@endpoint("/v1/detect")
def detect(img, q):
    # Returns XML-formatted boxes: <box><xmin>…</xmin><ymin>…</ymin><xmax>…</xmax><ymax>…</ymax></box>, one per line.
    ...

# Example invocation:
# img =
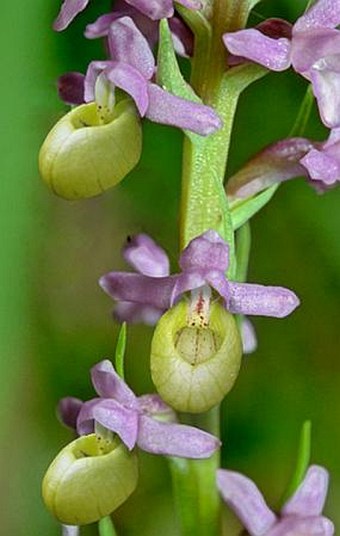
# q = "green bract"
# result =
<box><xmin>151</xmin><ymin>300</ymin><xmax>242</xmax><ymax>413</ymax></box>
<box><xmin>39</xmin><ymin>100</ymin><xmax>142</xmax><ymax>200</ymax></box>
<box><xmin>42</xmin><ymin>434</ymin><xmax>138</xmax><ymax>525</ymax></box>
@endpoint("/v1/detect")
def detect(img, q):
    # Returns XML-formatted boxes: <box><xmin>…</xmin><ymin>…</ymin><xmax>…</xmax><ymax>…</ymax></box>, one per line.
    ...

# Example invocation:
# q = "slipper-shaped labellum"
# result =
<box><xmin>151</xmin><ymin>301</ymin><xmax>242</xmax><ymax>413</ymax></box>
<box><xmin>39</xmin><ymin>99</ymin><xmax>142</xmax><ymax>200</ymax></box>
<box><xmin>42</xmin><ymin>434</ymin><xmax>138</xmax><ymax>525</ymax></box>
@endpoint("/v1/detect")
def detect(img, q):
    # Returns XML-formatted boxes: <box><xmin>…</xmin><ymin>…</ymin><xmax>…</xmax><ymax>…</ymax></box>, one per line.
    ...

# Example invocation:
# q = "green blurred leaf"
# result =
<box><xmin>281</xmin><ymin>420</ymin><xmax>312</xmax><ymax>506</ymax></box>
<box><xmin>115</xmin><ymin>322</ymin><xmax>127</xmax><ymax>380</ymax></box>
<box><xmin>230</xmin><ymin>184</ymin><xmax>279</xmax><ymax>230</ymax></box>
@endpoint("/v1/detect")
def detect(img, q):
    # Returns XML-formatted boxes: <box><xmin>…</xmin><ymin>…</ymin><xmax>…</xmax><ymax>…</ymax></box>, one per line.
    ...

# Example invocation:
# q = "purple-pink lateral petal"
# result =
<box><xmin>217</xmin><ymin>470</ymin><xmax>277</xmax><ymax>536</ymax></box>
<box><xmin>294</xmin><ymin>0</ymin><xmax>340</xmax><ymax>32</ymax></box>
<box><xmin>108</xmin><ymin>17</ymin><xmax>155</xmax><ymax>80</ymax></box>
<box><xmin>99</xmin><ymin>272</ymin><xmax>177</xmax><ymax>310</ymax></box>
<box><xmin>53</xmin><ymin>0</ymin><xmax>90</xmax><ymax>31</ymax></box>
<box><xmin>223</xmin><ymin>29</ymin><xmax>291</xmax><ymax>71</ymax></box>
<box><xmin>76</xmin><ymin>398</ymin><xmax>101</xmax><ymax>435</ymax></box>
<box><xmin>227</xmin><ymin>282</ymin><xmax>300</xmax><ymax>318</ymax></box>
<box><xmin>146</xmin><ymin>84</ymin><xmax>222</xmax><ymax>135</ymax></box>
<box><xmin>90</xmin><ymin>360</ymin><xmax>136</xmax><ymax>407</ymax></box>
<box><xmin>267</xmin><ymin>516</ymin><xmax>334</xmax><ymax>536</ymax></box>
<box><xmin>309</xmin><ymin>54</ymin><xmax>340</xmax><ymax>128</ymax></box>
<box><xmin>92</xmin><ymin>399</ymin><xmax>139</xmax><ymax>450</ymax></box>
<box><xmin>282</xmin><ymin>465</ymin><xmax>329</xmax><ymax>518</ymax></box>
<box><xmin>301</xmin><ymin>147</ymin><xmax>340</xmax><ymax>185</ymax></box>
<box><xmin>137</xmin><ymin>394</ymin><xmax>176</xmax><ymax>421</ymax></box>
<box><xmin>114</xmin><ymin>301</ymin><xmax>164</xmax><ymax>325</ymax></box>
<box><xmin>125</xmin><ymin>0</ymin><xmax>174</xmax><ymax>20</ymax></box>
<box><xmin>106</xmin><ymin>62</ymin><xmax>149</xmax><ymax>116</ymax></box>
<box><xmin>123</xmin><ymin>234</ymin><xmax>170</xmax><ymax>276</ymax></box>
<box><xmin>137</xmin><ymin>415</ymin><xmax>220</xmax><ymax>458</ymax></box>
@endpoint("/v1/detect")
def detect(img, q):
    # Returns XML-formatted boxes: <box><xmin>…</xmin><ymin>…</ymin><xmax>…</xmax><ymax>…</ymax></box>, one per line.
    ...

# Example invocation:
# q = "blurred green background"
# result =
<box><xmin>2</xmin><ymin>0</ymin><xmax>340</xmax><ymax>534</ymax></box>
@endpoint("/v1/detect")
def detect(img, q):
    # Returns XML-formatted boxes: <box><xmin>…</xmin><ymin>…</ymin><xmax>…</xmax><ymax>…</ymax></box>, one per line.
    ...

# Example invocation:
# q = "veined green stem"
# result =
<box><xmin>177</xmin><ymin>2</ymin><xmax>264</xmax><ymax>535</ymax></box>
<box><xmin>169</xmin><ymin>408</ymin><xmax>221</xmax><ymax>536</ymax></box>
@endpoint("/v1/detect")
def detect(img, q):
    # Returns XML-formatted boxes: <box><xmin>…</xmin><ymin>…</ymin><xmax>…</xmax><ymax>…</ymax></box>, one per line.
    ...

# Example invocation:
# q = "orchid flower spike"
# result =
<box><xmin>54</xmin><ymin>0</ymin><xmax>200</xmax><ymax>31</ymax></box>
<box><xmin>223</xmin><ymin>0</ymin><xmax>340</xmax><ymax>128</ymax></box>
<box><xmin>100</xmin><ymin>230</ymin><xmax>299</xmax><ymax>321</ymax></box>
<box><xmin>80</xmin><ymin>16</ymin><xmax>221</xmax><ymax>136</ymax></box>
<box><xmin>217</xmin><ymin>466</ymin><xmax>334</xmax><ymax>535</ymax></box>
<box><xmin>59</xmin><ymin>359</ymin><xmax>221</xmax><ymax>459</ymax></box>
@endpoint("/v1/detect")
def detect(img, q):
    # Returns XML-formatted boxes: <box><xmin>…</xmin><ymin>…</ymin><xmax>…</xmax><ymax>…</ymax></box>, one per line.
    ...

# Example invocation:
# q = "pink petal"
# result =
<box><xmin>114</xmin><ymin>301</ymin><xmax>164</xmax><ymax>325</ymax></box>
<box><xmin>53</xmin><ymin>0</ymin><xmax>90</xmax><ymax>31</ymax></box>
<box><xmin>282</xmin><ymin>465</ymin><xmax>330</xmax><ymax>517</ymax></box>
<box><xmin>108</xmin><ymin>17</ymin><xmax>155</xmax><ymax>80</ymax></box>
<box><xmin>300</xmin><ymin>147</ymin><xmax>340</xmax><ymax>185</ymax></box>
<box><xmin>92</xmin><ymin>399</ymin><xmax>139</xmax><ymax>450</ymax></box>
<box><xmin>291</xmin><ymin>29</ymin><xmax>340</xmax><ymax>74</ymax></box>
<box><xmin>137</xmin><ymin>415</ymin><xmax>220</xmax><ymax>458</ymax></box>
<box><xmin>294</xmin><ymin>0</ymin><xmax>340</xmax><ymax>32</ymax></box>
<box><xmin>91</xmin><ymin>360</ymin><xmax>136</xmax><ymax>407</ymax></box>
<box><xmin>99</xmin><ymin>272</ymin><xmax>178</xmax><ymax>310</ymax></box>
<box><xmin>223</xmin><ymin>29</ymin><xmax>291</xmax><ymax>72</ymax></box>
<box><xmin>106</xmin><ymin>62</ymin><xmax>149</xmax><ymax>115</ymax></box>
<box><xmin>217</xmin><ymin>470</ymin><xmax>277</xmax><ymax>536</ymax></box>
<box><xmin>123</xmin><ymin>234</ymin><xmax>170</xmax><ymax>276</ymax></box>
<box><xmin>310</xmin><ymin>53</ymin><xmax>340</xmax><ymax>128</ymax></box>
<box><xmin>227</xmin><ymin>282</ymin><xmax>300</xmax><ymax>318</ymax></box>
<box><xmin>146</xmin><ymin>84</ymin><xmax>222</xmax><ymax>135</ymax></box>
<box><xmin>125</xmin><ymin>0</ymin><xmax>173</xmax><ymax>20</ymax></box>
<box><xmin>267</xmin><ymin>516</ymin><xmax>334</xmax><ymax>536</ymax></box>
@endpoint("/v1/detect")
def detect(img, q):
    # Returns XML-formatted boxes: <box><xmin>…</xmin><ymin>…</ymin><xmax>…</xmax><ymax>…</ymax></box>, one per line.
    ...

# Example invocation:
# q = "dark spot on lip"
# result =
<box><xmin>126</xmin><ymin>235</ymin><xmax>132</xmax><ymax>243</ymax></box>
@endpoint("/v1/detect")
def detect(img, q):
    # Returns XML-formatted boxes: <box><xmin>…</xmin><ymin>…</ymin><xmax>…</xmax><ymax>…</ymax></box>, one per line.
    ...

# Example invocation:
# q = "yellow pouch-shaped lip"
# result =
<box><xmin>39</xmin><ymin>100</ymin><xmax>142</xmax><ymax>200</ymax></box>
<box><xmin>42</xmin><ymin>434</ymin><xmax>138</xmax><ymax>525</ymax></box>
<box><xmin>151</xmin><ymin>301</ymin><xmax>242</xmax><ymax>413</ymax></box>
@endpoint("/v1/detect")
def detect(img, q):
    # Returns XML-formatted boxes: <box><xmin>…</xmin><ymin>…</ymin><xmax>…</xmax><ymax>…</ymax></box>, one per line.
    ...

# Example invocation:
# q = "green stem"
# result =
<box><xmin>289</xmin><ymin>85</ymin><xmax>314</xmax><ymax>137</ymax></box>
<box><xmin>176</xmin><ymin>2</ymin><xmax>266</xmax><ymax>535</ymax></box>
<box><xmin>98</xmin><ymin>516</ymin><xmax>118</xmax><ymax>536</ymax></box>
<box><xmin>169</xmin><ymin>408</ymin><xmax>221</xmax><ymax>536</ymax></box>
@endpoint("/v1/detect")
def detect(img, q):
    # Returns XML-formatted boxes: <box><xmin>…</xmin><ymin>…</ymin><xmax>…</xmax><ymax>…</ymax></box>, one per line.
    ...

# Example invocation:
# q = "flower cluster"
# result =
<box><xmin>54</xmin><ymin>1</ymin><xmax>221</xmax><ymax>136</ymax></box>
<box><xmin>59</xmin><ymin>359</ymin><xmax>220</xmax><ymax>459</ymax></box>
<box><xmin>100</xmin><ymin>230</ymin><xmax>299</xmax><ymax>322</ymax></box>
<box><xmin>224</xmin><ymin>0</ymin><xmax>340</xmax><ymax>192</ymax></box>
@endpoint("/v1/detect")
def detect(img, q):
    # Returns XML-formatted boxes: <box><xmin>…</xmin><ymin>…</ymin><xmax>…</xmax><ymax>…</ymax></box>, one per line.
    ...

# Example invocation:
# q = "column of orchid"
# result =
<box><xmin>40</xmin><ymin>1</ymin><xmax>336</xmax><ymax>535</ymax></box>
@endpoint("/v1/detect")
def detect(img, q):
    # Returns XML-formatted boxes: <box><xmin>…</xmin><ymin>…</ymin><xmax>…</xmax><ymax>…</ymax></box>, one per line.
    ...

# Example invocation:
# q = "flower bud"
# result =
<box><xmin>39</xmin><ymin>99</ymin><xmax>142</xmax><ymax>200</ymax></box>
<box><xmin>151</xmin><ymin>301</ymin><xmax>242</xmax><ymax>413</ymax></box>
<box><xmin>42</xmin><ymin>434</ymin><xmax>138</xmax><ymax>525</ymax></box>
